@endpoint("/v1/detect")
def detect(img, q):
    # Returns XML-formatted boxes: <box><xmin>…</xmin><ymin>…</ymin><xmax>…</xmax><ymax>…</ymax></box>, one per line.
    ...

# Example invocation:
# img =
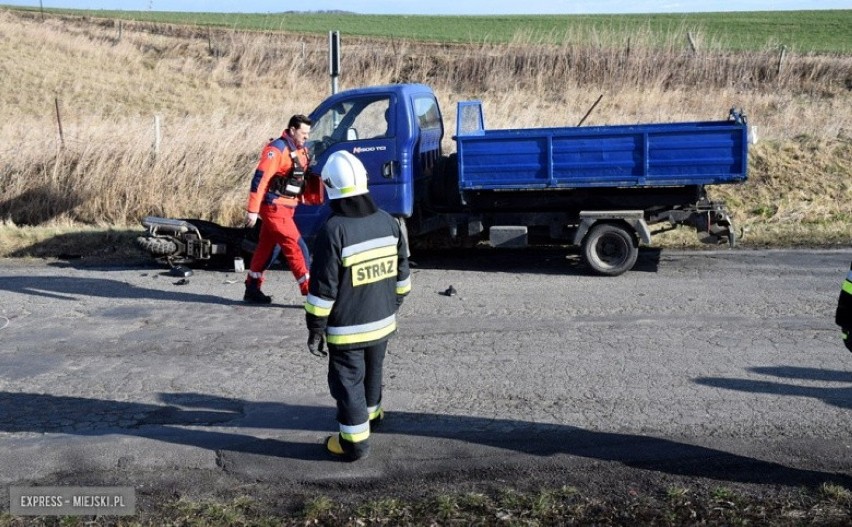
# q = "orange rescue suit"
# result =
<box><xmin>247</xmin><ymin>133</ymin><xmax>311</xmax><ymax>212</ymax></box>
<box><xmin>245</xmin><ymin>132</ymin><xmax>313</xmax><ymax>293</ymax></box>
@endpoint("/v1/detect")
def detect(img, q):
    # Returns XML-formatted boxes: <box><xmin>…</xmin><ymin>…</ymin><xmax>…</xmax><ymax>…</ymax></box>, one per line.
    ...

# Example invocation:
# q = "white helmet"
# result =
<box><xmin>321</xmin><ymin>151</ymin><xmax>369</xmax><ymax>200</ymax></box>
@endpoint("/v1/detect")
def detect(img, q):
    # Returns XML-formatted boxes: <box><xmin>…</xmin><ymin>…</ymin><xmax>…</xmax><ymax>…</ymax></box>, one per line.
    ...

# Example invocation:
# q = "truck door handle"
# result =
<box><xmin>382</xmin><ymin>161</ymin><xmax>398</xmax><ymax>179</ymax></box>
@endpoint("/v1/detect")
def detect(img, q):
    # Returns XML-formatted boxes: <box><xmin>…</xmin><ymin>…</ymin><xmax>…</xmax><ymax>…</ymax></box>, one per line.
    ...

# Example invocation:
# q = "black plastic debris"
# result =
<box><xmin>169</xmin><ymin>266</ymin><xmax>193</xmax><ymax>278</ymax></box>
<box><xmin>441</xmin><ymin>285</ymin><xmax>457</xmax><ymax>297</ymax></box>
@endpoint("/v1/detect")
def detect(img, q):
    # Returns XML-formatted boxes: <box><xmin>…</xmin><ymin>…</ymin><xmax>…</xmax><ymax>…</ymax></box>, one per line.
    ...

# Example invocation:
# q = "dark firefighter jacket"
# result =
<box><xmin>305</xmin><ymin>195</ymin><xmax>411</xmax><ymax>350</ymax></box>
<box><xmin>837</xmin><ymin>261</ymin><xmax>852</xmax><ymax>351</ymax></box>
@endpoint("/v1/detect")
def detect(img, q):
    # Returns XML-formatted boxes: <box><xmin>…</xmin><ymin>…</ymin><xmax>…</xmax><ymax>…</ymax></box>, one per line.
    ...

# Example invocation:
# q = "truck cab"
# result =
<box><xmin>296</xmin><ymin>83</ymin><xmax>443</xmax><ymax>240</ymax></box>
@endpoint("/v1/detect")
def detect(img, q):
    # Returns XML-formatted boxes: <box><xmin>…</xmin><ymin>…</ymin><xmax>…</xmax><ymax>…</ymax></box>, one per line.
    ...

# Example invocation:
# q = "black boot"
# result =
<box><xmin>325</xmin><ymin>434</ymin><xmax>370</xmax><ymax>461</ymax></box>
<box><xmin>244</xmin><ymin>279</ymin><xmax>272</xmax><ymax>304</ymax></box>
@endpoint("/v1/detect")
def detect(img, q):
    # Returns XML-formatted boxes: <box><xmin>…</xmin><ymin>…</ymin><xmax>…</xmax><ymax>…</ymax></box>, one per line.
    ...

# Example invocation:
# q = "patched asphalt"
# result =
<box><xmin>1</xmin><ymin>247</ymin><xmax>851</xmax><ymax>512</ymax></box>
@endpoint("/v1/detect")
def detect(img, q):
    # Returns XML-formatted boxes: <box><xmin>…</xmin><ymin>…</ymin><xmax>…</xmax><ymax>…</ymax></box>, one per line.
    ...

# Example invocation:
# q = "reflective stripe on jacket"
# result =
<box><xmin>305</xmin><ymin>208</ymin><xmax>411</xmax><ymax>350</ymax></box>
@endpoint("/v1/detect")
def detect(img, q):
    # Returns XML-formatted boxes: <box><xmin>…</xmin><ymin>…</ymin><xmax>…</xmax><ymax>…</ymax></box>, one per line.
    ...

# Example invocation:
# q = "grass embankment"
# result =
<box><xmin>1</xmin><ymin>482</ymin><xmax>850</xmax><ymax>525</ymax></box>
<box><xmin>0</xmin><ymin>8</ymin><xmax>849</xmax><ymax>260</ymax></box>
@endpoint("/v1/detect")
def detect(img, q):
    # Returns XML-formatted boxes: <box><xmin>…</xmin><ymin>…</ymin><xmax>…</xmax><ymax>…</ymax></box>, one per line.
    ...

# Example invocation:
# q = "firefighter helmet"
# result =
<box><xmin>321</xmin><ymin>151</ymin><xmax>369</xmax><ymax>200</ymax></box>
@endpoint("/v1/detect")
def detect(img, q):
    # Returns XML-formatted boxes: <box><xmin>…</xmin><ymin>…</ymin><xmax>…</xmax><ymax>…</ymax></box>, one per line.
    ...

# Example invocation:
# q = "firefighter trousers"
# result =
<box><xmin>327</xmin><ymin>341</ymin><xmax>387</xmax><ymax>444</ymax></box>
<box><xmin>248</xmin><ymin>203</ymin><xmax>310</xmax><ymax>284</ymax></box>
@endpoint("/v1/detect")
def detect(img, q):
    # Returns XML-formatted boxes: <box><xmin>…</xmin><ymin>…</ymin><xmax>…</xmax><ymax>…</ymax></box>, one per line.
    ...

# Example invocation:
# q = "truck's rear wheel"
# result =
<box><xmin>581</xmin><ymin>223</ymin><xmax>638</xmax><ymax>276</ymax></box>
<box><xmin>136</xmin><ymin>236</ymin><xmax>178</xmax><ymax>257</ymax></box>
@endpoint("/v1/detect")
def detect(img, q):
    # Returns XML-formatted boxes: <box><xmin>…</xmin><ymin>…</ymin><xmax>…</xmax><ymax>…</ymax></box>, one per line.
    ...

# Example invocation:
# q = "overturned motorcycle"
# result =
<box><xmin>135</xmin><ymin>216</ymin><xmax>260</xmax><ymax>268</ymax></box>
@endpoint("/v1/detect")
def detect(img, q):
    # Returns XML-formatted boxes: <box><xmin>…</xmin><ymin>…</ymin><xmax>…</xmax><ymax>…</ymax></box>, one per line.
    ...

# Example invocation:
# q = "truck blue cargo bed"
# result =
<box><xmin>455</xmin><ymin>101</ymin><xmax>749</xmax><ymax>191</ymax></box>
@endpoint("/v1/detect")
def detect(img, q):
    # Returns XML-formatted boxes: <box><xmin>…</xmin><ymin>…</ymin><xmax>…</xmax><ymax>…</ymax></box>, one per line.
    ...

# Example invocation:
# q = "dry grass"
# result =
<box><xmin>3</xmin><ymin>482</ymin><xmax>848</xmax><ymax>526</ymax></box>
<box><xmin>0</xmin><ymin>9</ymin><xmax>849</xmax><ymax>255</ymax></box>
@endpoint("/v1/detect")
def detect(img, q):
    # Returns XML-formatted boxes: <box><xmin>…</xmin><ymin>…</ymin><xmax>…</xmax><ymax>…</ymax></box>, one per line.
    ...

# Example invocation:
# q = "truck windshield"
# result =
<box><xmin>309</xmin><ymin>96</ymin><xmax>391</xmax><ymax>158</ymax></box>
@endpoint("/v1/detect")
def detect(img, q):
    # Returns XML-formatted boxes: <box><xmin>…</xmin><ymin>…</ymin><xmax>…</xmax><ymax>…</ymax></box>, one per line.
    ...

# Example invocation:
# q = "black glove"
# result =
<box><xmin>307</xmin><ymin>330</ymin><xmax>326</xmax><ymax>357</ymax></box>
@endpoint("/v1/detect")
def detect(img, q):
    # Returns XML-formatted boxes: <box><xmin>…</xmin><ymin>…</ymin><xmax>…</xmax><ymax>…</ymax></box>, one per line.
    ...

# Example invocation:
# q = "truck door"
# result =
<box><xmin>411</xmin><ymin>94</ymin><xmax>443</xmax><ymax>214</ymax></box>
<box><xmin>296</xmin><ymin>95</ymin><xmax>400</xmax><ymax>241</ymax></box>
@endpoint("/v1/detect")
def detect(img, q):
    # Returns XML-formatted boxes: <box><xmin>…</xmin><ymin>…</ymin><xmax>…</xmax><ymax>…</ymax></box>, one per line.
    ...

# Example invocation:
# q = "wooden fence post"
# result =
<box><xmin>153</xmin><ymin>115</ymin><xmax>161</xmax><ymax>158</ymax></box>
<box><xmin>54</xmin><ymin>97</ymin><xmax>65</xmax><ymax>149</ymax></box>
<box><xmin>777</xmin><ymin>45</ymin><xmax>787</xmax><ymax>76</ymax></box>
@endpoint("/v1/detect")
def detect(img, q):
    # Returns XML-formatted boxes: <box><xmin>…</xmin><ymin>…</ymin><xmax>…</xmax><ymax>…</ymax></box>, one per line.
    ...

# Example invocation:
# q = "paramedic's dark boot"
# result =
<box><xmin>368</xmin><ymin>407</ymin><xmax>384</xmax><ymax>432</ymax></box>
<box><xmin>325</xmin><ymin>434</ymin><xmax>370</xmax><ymax>461</ymax></box>
<box><xmin>243</xmin><ymin>278</ymin><xmax>272</xmax><ymax>304</ymax></box>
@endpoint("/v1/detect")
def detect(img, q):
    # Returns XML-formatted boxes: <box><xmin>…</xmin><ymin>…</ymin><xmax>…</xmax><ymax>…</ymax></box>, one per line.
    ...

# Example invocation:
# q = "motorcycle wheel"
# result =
<box><xmin>136</xmin><ymin>236</ymin><xmax>178</xmax><ymax>256</ymax></box>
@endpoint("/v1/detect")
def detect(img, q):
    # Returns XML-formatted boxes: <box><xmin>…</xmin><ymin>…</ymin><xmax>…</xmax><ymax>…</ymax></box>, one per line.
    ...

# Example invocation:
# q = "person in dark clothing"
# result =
<box><xmin>837</xmin><ymin>261</ymin><xmax>852</xmax><ymax>352</ymax></box>
<box><xmin>304</xmin><ymin>151</ymin><xmax>411</xmax><ymax>461</ymax></box>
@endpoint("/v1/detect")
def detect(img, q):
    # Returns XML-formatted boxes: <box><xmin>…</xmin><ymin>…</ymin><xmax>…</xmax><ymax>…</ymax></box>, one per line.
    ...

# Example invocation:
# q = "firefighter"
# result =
<box><xmin>304</xmin><ymin>151</ymin><xmax>411</xmax><ymax>461</ymax></box>
<box><xmin>837</xmin><ymin>261</ymin><xmax>852</xmax><ymax>352</ymax></box>
<box><xmin>244</xmin><ymin>114</ymin><xmax>318</xmax><ymax>303</ymax></box>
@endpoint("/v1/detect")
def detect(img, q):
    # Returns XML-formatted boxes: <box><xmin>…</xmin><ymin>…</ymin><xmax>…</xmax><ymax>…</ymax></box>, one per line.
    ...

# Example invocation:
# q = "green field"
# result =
<box><xmin>4</xmin><ymin>6</ymin><xmax>851</xmax><ymax>53</ymax></box>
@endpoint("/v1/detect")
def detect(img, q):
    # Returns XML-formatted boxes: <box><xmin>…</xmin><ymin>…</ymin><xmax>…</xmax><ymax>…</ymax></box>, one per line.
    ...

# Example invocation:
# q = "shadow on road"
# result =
<box><xmin>0</xmin><ymin>275</ymin><xmax>298</xmax><ymax>309</ymax></box>
<box><xmin>0</xmin><ymin>274</ymin><xmax>239</xmax><ymax>306</ymax></box>
<box><xmin>0</xmin><ymin>391</ymin><xmax>848</xmax><ymax>489</ymax></box>
<box><xmin>408</xmin><ymin>246</ymin><xmax>661</xmax><ymax>275</ymax></box>
<box><xmin>694</xmin><ymin>365</ymin><xmax>852</xmax><ymax>410</ymax></box>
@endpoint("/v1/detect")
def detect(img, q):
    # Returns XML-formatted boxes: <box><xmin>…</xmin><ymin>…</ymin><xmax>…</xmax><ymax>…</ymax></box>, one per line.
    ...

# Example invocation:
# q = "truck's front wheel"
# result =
<box><xmin>581</xmin><ymin>223</ymin><xmax>638</xmax><ymax>276</ymax></box>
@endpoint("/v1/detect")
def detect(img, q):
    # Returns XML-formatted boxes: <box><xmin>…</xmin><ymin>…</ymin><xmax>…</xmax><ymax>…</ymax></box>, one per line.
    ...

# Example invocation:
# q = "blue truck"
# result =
<box><xmin>297</xmin><ymin>83</ymin><xmax>749</xmax><ymax>275</ymax></box>
<box><xmin>138</xmin><ymin>83</ymin><xmax>750</xmax><ymax>276</ymax></box>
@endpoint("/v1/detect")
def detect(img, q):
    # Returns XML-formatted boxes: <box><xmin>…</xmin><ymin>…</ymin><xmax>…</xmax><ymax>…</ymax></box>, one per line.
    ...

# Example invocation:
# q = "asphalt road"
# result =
<box><xmin>0</xmin><ymin>247</ymin><xmax>850</xmax><ymax>513</ymax></box>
